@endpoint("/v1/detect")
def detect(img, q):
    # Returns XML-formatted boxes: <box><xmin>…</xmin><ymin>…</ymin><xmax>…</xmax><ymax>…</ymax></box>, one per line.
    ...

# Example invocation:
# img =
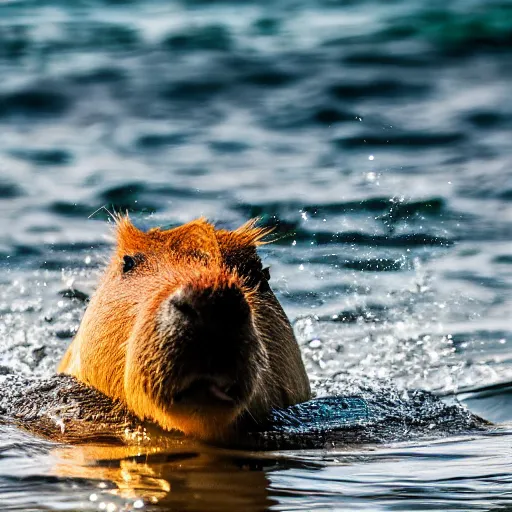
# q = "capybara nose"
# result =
<box><xmin>168</xmin><ymin>283</ymin><xmax>251</xmax><ymax>326</ymax></box>
<box><xmin>164</xmin><ymin>282</ymin><xmax>255</xmax><ymax>384</ymax></box>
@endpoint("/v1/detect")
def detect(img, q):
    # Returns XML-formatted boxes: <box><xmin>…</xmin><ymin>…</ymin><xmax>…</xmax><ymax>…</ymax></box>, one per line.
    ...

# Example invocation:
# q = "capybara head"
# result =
<box><xmin>58</xmin><ymin>216</ymin><xmax>311</xmax><ymax>440</ymax></box>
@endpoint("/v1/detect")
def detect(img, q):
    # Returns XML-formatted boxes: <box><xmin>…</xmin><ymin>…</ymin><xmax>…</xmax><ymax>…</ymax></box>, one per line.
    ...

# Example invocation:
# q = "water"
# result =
<box><xmin>0</xmin><ymin>0</ymin><xmax>511</xmax><ymax>509</ymax></box>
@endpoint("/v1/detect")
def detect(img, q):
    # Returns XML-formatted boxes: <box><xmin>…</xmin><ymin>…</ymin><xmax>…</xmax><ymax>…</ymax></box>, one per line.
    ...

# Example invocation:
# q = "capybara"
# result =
<box><xmin>58</xmin><ymin>215</ymin><xmax>311</xmax><ymax>441</ymax></box>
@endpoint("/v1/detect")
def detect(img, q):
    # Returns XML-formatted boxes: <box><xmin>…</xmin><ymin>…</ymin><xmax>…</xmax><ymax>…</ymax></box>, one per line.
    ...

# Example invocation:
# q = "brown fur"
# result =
<box><xmin>58</xmin><ymin>215</ymin><xmax>311</xmax><ymax>441</ymax></box>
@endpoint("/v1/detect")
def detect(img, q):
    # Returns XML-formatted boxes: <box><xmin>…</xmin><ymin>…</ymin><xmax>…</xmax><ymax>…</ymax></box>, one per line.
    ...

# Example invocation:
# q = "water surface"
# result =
<box><xmin>0</xmin><ymin>0</ymin><xmax>511</xmax><ymax>510</ymax></box>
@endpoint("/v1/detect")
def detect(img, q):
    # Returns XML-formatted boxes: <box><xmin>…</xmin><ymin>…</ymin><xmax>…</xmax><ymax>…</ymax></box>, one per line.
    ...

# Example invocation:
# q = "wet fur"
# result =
<box><xmin>58</xmin><ymin>216</ymin><xmax>311</xmax><ymax>440</ymax></box>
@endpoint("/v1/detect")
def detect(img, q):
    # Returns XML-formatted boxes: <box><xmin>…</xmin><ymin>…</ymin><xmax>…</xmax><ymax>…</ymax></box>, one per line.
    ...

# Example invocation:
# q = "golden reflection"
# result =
<box><xmin>50</xmin><ymin>432</ymin><xmax>275</xmax><ymax>510</ymax></box>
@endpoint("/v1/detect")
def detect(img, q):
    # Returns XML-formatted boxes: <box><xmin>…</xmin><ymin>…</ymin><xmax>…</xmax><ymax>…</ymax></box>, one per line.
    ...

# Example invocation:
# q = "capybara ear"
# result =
<box><xmin>114</xmin><ymin>214</ymin><xmax>146</xmax><ymax>252</ymax></box>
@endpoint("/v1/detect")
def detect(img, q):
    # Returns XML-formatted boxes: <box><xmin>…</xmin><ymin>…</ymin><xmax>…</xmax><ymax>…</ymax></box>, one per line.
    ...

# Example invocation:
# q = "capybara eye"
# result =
<box><xmin>122</xmin><ymin>255</ymin><xmax>136</xmax><ymax>273</ymax></box>
<box><xmin>258</xmin><ymin>267</ymin><xmax>271</xmax><ymax>292</ymax></box>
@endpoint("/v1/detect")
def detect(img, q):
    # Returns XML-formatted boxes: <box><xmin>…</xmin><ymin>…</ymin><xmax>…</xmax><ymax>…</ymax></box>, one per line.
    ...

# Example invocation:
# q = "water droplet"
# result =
<box><xmin>309</xmin><ymin>339</ymin><xmax>322</xmax><ymax>349</ymax></box>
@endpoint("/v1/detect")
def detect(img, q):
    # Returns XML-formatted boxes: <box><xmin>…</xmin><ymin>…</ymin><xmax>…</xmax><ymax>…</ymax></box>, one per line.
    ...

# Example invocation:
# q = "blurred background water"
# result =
<box><xmin>0</xmin><ymin>0</ymin><xmax>511</xmax><ymax>510</ymax></box>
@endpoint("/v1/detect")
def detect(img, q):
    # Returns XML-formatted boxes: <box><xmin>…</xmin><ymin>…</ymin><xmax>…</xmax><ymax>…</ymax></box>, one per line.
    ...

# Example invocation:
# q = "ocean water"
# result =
<box><xmin>0</xmin><ymin>0</ymin><xmax>511</xmax><ymax>510</ymax></box>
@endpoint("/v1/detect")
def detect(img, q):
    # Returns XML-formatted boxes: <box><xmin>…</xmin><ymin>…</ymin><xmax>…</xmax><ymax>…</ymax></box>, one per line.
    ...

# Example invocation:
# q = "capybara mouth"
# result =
<box><xmin>172</xmin><ymin>376</ymin><xmax>240</xmax><ymax>409</ymax></box>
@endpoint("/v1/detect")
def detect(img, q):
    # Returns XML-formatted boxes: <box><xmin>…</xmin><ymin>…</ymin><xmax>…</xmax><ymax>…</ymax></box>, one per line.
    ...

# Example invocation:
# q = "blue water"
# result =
<box><xmin>0</xmin><ymin>0</ymin><xmax>511</xmax><ymax>510</ymax></box>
